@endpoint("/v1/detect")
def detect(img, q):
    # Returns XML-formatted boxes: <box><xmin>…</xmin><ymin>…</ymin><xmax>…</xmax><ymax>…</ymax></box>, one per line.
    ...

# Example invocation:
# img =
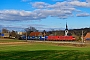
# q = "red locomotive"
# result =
<box><xmin>47</xmin><ymin>36</ymin><xmax>76</xmax><ymax>41</ymax></box>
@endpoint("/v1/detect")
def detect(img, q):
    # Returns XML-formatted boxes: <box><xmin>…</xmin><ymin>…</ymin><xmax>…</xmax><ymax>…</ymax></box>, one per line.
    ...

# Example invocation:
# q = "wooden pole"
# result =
<box><xmin>82</xmin><ymin>30</ymin><xmax>84</xmax><ymax>43</ymax></box>
<box><xmin>44</xmin><ymin>32</ymin><xmax>45</xmax><ymax>41</ymax></box>
<box><xmin>26</xmin><ymin>32</ymin><xmax>27</xmax><ymax>42</ymax></box>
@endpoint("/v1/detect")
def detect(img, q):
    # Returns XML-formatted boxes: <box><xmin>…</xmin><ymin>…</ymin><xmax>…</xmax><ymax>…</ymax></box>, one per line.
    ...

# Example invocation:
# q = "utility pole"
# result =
<box><xmin>81</xmin><ymin>30</ymin><xmax>84</xmax><ymax>43</ymax></box>
<box><xmin>26</xmin><ymin>32</ymin><xmax>27</xmax><ymax>42</ymax></box>
<box><xmin>43</xmin><ymin>30</ymin><xmax>46</xmax><ymax>41</ymax></box>
<box><xmin>44</xmin><ymin>32</ymin><xmax>45</xmax><ymax>41</ymax></box>
<box><xmin>55</xmin><ymin>32</ymin><xmax>56</xmax><ymax>36</ymax></box>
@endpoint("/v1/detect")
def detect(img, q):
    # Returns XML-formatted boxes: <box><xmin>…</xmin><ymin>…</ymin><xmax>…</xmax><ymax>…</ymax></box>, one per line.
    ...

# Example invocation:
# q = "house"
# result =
<box><xmin>84</xmin><ymin>32</ymin><xmax>90</xmax><ymax>40</ymax></box>
<box><xmin>30</xmin><ymin>32</ymin><xmax>43</xmax><ymax>36</ymax></box>
<box><xmin>3</xmin><ymin>33</ymin><xmax>9</xmax><ymax>38</ymax></box>
<box><xmin>18</xmin><ymin>32</ymin><xmax>25</xmax><ymax>35</ymax></box>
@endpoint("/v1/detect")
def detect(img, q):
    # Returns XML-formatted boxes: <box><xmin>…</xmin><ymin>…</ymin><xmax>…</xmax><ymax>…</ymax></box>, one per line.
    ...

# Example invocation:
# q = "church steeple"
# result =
<box><xmin>65</xmin><ymin>22</ymin><xmax>68</xmax><ymax>36</ymax></box>
<box><xmin>65</xmin><ymin>22</ymin><xmax>68</xmax><ymax>30</ymax></box>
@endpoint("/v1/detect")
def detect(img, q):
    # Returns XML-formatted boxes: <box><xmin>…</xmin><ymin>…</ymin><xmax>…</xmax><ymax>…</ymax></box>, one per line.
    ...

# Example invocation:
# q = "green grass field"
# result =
<box><xmin>0</xmin><ymin>39</ymin><xmax>90</xmax><ymax>60</ymax></box>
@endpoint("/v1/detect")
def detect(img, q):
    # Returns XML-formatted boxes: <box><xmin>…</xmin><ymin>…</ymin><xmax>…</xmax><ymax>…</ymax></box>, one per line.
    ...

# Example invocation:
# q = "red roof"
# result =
<box><xmin>84</xmin><ymin>32</ymin><xmax>90</xmax><ymax>39</ymax></box>
<box><xmin>30</xmin><ymin>32</ymin><xmax>41</xmax><ymax>36</ymax></box>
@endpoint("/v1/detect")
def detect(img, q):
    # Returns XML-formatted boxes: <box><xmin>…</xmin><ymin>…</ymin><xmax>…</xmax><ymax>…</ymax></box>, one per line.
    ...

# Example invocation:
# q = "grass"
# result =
<box><xmin>0</xmin><ymin>39</ymin><xmax>90</xmax><ymax>60</ymax></box>
<box><xmin>0</xmin><ymin>50</ymin><xmax>90</xmax><ymax>60</ymax></box>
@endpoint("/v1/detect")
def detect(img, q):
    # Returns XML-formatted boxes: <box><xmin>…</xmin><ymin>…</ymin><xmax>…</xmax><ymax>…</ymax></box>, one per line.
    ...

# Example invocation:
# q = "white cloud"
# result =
<box><xmin>31</xmin><ymin>2</ymin><xmax>49</xmax><ymax>9</ymax></box>
<box><xmin>0</xmin><ymin>0</ymin><xmax>90</xmax><ymax>21</ymax></box>
<box><xmin>31</xmin><ymin>1</ymin><xmax>90</xmax><ymax>18</ymax></box>
<box><xmin>76</xmin><ymin>13</ymin><xmax>90</xmax><ymax>17</ymax></box>
<box><xmin>0</xmin><ymin>9</ymin><xmax>73</xmax><ymax>21</ymax></box>
<box><xmin>32</xmin><ymin>1</ymin><xmax>90</xmax><ymax>9</ymax></box>
<box><xmin>69</xmin><ymin>1</ymin><xmax>90</xmax><ymax>7</ymax></box>
<box><xmin>0</xmin><ymin>10</ymin><xmax>33</xmax><ymax>21</ymax></box>
<box><xmin>86</xmin><ymin>0</ymin><xmax>90</xmax><ymax>3</ymax></box>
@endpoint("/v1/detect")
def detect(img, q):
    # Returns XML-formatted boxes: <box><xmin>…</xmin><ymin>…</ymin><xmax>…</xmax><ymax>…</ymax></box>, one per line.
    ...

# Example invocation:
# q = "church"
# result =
<box><xmin>65</xmin><ymin>22</ymin><xmax>68</xmax><ymax>36</ymax></box>
<box><xmin>65</xmin><ymin>22</ymin><xmax>72</xmax><ymax>36</ymax></box>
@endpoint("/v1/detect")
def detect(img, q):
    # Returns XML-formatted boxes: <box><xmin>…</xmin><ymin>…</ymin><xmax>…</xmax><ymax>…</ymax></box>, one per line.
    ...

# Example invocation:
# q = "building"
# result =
<box><xmin>30</xmin><ymin>32</ymin><xmax>43</xmax><ymax>36</ymax></box>
<box><xmin>65</xmin><ymin>22</ymin><xmax>68</xmax><ymax>36</ymax></box>
<box><xmin>3</xmin><ymin>33</ymin><xmax>9</xmax><ymax>38</ymax></box>
<box><xmin>84</xmin><ymin>32</ymin><xmax>90</xmax><ymax>40</ymax></box>
<box><xmin>18</xmin><ymin>32</ymin><xmax>25</xmax><ymax>35</ymax></box>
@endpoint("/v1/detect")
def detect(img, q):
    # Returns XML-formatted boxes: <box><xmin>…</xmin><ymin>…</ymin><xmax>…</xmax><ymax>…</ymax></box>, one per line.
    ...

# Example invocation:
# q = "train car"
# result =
<box><xmin>47</xmin><ymin>36</ymin><xmax>75</xmax><ymax>41</ymax></box>
<box><xmin>39</xmin><ymin>36</ymin><xmax>48</xmax><ymax>41</ymax></box>
<box><xmin>19</xmin><ymin>35</ymin><xmax>26</xmax><ymax>40</ymax></box>
<box><xmin>19</xmin><ymin>35</ymin><xmax>48</xmax><ymax>40</ymax></box>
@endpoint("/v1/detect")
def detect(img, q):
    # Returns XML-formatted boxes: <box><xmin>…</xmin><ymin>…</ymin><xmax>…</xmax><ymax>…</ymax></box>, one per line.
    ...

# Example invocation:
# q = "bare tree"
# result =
<box><xmin>24</xmin><ymin>26</ymin><xmax>38</xmax><ymax>36</ymax></box>
<box><xmin>10</xmin><ymin>30</ymin><xmax>17</xmax><ymax>38</ymax></box>
<box><xmin>42</xmin><ymin>30</ymin><xmax>46</xmax><ymax>36</ymax></box>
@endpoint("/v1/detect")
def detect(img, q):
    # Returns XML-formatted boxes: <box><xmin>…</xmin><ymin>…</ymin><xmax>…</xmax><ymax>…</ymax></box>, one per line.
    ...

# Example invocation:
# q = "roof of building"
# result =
<box><xmin>30</xmin><ymin>32</ymin><xmax>42</xmax><ymax>36</ymax></box>
<box><xmin>84</xmin><ymin>32</ymin><xmax>90</xmax><ymax>39</ymax></box>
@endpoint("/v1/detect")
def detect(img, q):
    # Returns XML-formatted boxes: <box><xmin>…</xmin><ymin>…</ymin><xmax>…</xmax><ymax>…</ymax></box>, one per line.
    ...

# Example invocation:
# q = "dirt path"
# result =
<box><xmin>0</xmin><ymin>42</ymin><xmax>28</xmax><ymax>45</ymax></box>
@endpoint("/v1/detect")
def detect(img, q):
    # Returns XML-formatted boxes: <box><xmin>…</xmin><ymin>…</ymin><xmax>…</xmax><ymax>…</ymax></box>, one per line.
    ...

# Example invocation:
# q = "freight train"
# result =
<box><xmin>19</xmin><ymin>35</ymin><xmax>76</xmax><ymax>41</ymax></box>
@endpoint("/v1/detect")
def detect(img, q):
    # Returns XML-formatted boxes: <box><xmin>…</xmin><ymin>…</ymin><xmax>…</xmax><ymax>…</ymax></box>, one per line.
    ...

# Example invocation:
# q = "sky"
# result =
<box><xmin>0</xmin><ymin>0</ymin><xmax>90</xmax><ymax>31</ymax></box>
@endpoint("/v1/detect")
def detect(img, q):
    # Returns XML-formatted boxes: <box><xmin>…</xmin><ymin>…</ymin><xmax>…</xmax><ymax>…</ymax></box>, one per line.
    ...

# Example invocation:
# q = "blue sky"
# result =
<box><xmin>0</xmin><ymin>0</ymin><xmax>90</xmax><ymax>31</ymax></box>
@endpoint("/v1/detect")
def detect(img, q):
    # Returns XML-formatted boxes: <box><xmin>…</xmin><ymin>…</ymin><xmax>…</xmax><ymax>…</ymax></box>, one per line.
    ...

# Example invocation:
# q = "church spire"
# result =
<box><xmin>65</xmin><ymin>22</ymin><xmax>68</xmax><ymax>36</ymax></box>
<box><xmin>65</xmin><ymin>22</ymin><xmax>68</xmax><ymax>30</ymax></box>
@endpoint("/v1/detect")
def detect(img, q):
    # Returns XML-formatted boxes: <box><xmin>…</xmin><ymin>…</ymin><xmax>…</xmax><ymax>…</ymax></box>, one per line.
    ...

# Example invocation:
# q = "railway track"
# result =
<box><xmin>27</xmin><ymin>40</ymin><xmax>86</xmax><ymax>44</ymax></box>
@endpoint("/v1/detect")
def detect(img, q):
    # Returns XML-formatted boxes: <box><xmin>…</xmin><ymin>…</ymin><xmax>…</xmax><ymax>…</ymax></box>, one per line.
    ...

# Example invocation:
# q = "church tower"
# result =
<box><xmin>65</xmin><ymin>22</ymin><xmax>68</xmax><ymax>36</ymax></box>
